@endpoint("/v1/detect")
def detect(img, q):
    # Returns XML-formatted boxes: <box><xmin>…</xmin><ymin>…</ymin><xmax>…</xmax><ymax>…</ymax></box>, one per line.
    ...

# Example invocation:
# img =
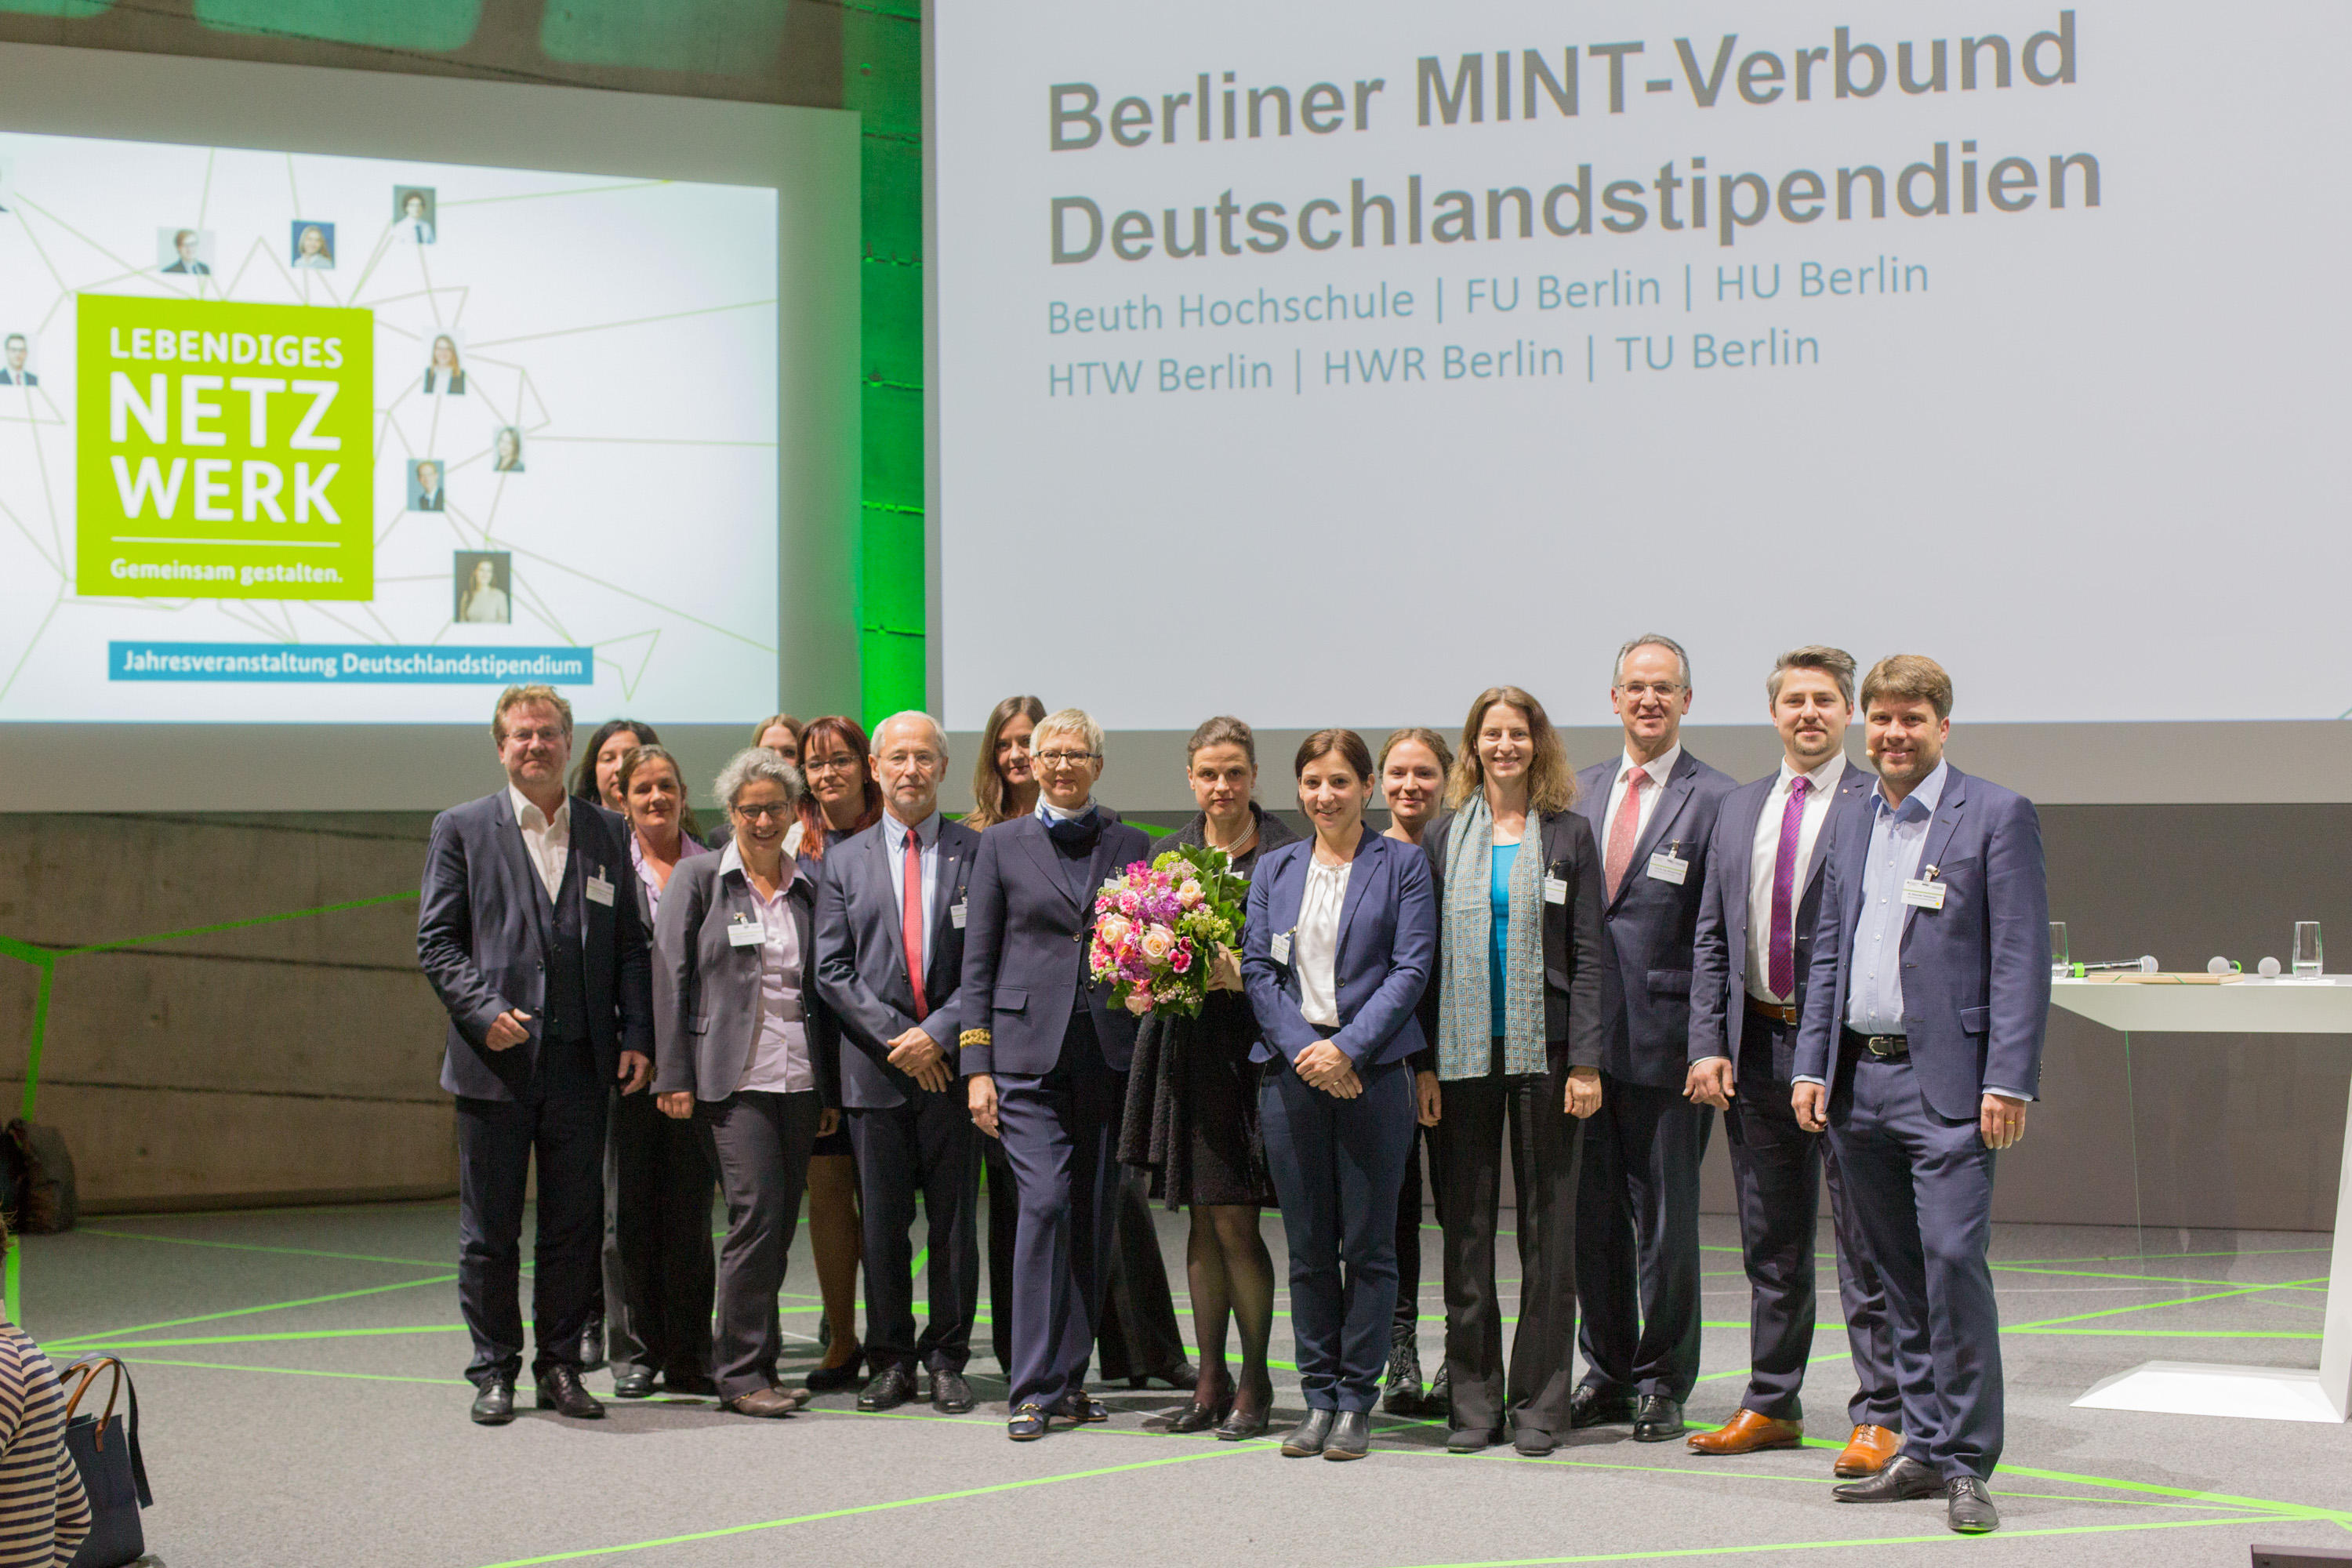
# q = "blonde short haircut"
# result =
<box><xmin>492</xmin><ymin>684</ymin><xmax>573</xmax><ymax>744</ymax></box>
<box><xmin>1033</xmin><ymin>707</ymin><xmax>1104</xmax><ymax>758</ymax></box>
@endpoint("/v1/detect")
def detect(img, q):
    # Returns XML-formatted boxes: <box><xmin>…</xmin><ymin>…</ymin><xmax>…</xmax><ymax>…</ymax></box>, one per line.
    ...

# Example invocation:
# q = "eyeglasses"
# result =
<box><xmin>1034</xmin><ymin>750</ymin><xmax>1100</xmax><ymax>767</ymax></box>
<box><xmin>804</xmin><ymin>755</ymin><xmax>859</xmax><ymax>775</ymax></box>
<box><xmin>505</xmin><ymin>727</ymin><xmax>565</xmax><ymax>746</ymax></box>
<box><xmin>733</xmin><ymin>801</ymin><xmax>793</xmax><ymax>822</ymax></box>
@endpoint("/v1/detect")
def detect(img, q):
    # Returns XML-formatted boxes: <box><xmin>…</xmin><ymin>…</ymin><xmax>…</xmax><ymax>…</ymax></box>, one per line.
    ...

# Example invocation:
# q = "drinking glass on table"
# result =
<box><xmin>2293</xmin><ymin>922</ymin><xmax>2324</xmax><ymax>979</ymax></box>
<box><xmin>2049</xmin><ymin>922</ymin><xmax>2069</xmax><ymax>980</ymax></box>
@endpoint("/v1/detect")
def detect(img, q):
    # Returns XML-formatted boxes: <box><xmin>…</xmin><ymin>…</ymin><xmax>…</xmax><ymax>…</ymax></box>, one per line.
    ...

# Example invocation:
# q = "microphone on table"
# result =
<box><xmin>2071</xmin><ymin>956</ymin><xmax>2158</xmax><ymax>975</ymax></box>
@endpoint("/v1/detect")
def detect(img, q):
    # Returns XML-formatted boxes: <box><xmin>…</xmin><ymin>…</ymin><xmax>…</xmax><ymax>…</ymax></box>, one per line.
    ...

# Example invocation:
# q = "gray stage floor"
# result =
<box><xmin>25</xmin><ymin>1199</ymin><xmax>2351</xmax><ymax>1566</ymax></box>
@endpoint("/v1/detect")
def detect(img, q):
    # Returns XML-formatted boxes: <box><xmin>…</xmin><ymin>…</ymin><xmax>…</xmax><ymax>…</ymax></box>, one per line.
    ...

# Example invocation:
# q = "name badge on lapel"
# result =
<box><xmin>1901</xmin><ymin>874</ymin><xmax>1946</xmax><ymax>910</ymax></box>
<box><xmin>1270</xmin><ymin>931</ymin><xmax>1294</xmax><ymax>966</ymax></box>
<box><xmin>1646</xmin><ymin>849</ymin><xmax>1690</xmax><ymax>886</ymax></box>
<box><xmin>949</xmin><ymin>901</ymin><xmax>968</xmax><ymax>930</ymax></box>
<box><xmin>1543</xmin><ymin>874</ymin><xmax>1570</xmax><ymax>906</ymax></box>
<box><xmin>727</xmin><ymin>917</ymin><xmax>764</xmax><ymax>947</ymax></box>
<box><xmin>584</xmin><ymin>870</ymin><xmax>615</xmax><ymax>906</ymax></box>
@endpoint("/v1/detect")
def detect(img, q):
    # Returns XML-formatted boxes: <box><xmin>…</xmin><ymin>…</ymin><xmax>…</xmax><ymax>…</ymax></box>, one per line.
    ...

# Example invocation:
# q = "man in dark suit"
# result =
<box><xmin>1684</xmin><ymin>647</ymin><xmax>1900</xmax><ymax>1476</ymax></box>
<box><xmin>1571</xmin><ymin>633</ymin><xmax>1735</xmax><ymax>1442</ymax></box>
<box><xmin>959</xmin><ymin>708</ymin><xmax>1149</xmax><ymax>1440</ymax></box>
<box><xmin>0</xmin><ymin>334</ymin><xmax>34</xmax><ymax>387</ymax></box>
<box><xmin>417</xmin><ymin>684</ymin><xmax>653</xmax><ymax>1425</ymax></box>
<box><xmin>1795</xmin><ymin>654</ymin><xmax>2049</xmax><ymax>1535</ymax></box>
<box><xmin>815</xmin><ymin>711</ymin><xmax>985</xmax><ymax>1415</ymax></box>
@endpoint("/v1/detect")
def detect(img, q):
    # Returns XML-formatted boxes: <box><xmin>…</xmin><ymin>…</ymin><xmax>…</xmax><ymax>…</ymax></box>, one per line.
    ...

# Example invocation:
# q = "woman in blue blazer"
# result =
<box><xmin>1243</xmin><ymin>728</ymin><xmax>1436</xmax><ymax>1461</ymax></box>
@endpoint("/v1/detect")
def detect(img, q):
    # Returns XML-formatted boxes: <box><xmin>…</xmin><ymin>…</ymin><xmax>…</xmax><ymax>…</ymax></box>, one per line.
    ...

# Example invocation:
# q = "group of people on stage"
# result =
<box><xmin>417</xmin><ymin>633</ymin><xmax>2049</xmax><ymax>1538</ymax></box>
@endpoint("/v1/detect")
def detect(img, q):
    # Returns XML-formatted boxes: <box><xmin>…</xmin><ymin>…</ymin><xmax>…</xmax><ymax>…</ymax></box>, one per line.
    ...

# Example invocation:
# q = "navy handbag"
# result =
<box><xmin>62</xmin><ymin>1356</ymin><xmax>151</xmax><ymax>1568</ymax></box>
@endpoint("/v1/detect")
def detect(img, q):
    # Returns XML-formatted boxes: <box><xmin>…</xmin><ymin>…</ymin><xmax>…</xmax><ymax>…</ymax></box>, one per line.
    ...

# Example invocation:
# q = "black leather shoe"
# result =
<box><xmin>1834</xmin><ymin>1455</ymin><xmax>1943</xmax><ymax>1504</ymax></box>
<box><xmin>535</xmin><ymin>1365</ymin><xmax>604</xmax><ymax>1420</ymax></box>
<box><xmin>1513</xmin><ymin>1426</ymin><xmax>1557</xmax><ymax>1456</ymax></box>
<box><xmin>577</xmin><ymin>1319</ymin><xmax>607</xmax><ymax>1373</ymax></box>
<box><xmin>1007</xmin><ymin>1401</ymin><xmax>1051</xmax><ymax>1441</ymax></box>
<box><xmin>1447</xmin><ymin>1426</ymin><xmax>1501</xmax><ymax>1454</ymax></box>
<box><xmin>612</xmin><ymin>1368</ymin><xmax>655</xmax><ymax>1399</ymax></box>
<box><xmin>858</xmin><ymin>1363</ymin><xmax>918</xmax><ymax>1412</ymax></box>
<box><xmin>1570</xmin><ymin>1385</ymin><xmax>1636</xmax><ymax>1429</ymax></box>
<box><xmin>1421</xmin><ymin>1362</ymin><xmax>1453</xmax><ymax>1419</ymax></box>
<box><xmin>1145</xmin><ymin>1397</ymin><xmax>1231</xmax><ymax>1434</ymax></box>
<box><xmin>1131</xmin><ymin>1360</ymin><xmax>1197</xmax><ymax>1391</ymax></box>
<box><xmin>1947</xmin><ymin>1476</ymin><xmax>2001</xmax><ymax>1534</ymax></box>
<box><xmin>660</xmin><ymin>1370</ymin><xmax>719</xmax><ymax>1397</ymax></box>
<box><xmin>1280</xmin><ymin>1408</ymin><xmax>1335</xmax><ymax>1457</ymax></box>
<box><xmin>1052</xmin><ymin>1391</ymin><xmax>1110</xmax><ymax>1424</ymax></box>
<box><xmin>1632</xmin><ymin>1395</ymin><xmax>1686</xmax><ymax>1443</ymax></box>
<box><xmin>931</xmin><ymin>1370</ymin><xmax>975</xmax><ymax>1414</ymax></box>
<box><xmin>1323</xmin><ymin>1409</ymin><xmax>1370</xmax><ymax>1460</ymax></box>
<box><xmin>470</xmin><ymin>1377</ymin><xmax>514</xmax><ymax>1425</ymax></box>
<box><xmin>804</xmin><ymin>1347</ymin><xmax>866</xmax><ymax>1393</ymax></box>
<box><xmin>1381</xmin><ymin>1333</ymin><xmax>1425</xmax><ymax>1415</ymax></box>
<box><xmin>1214</xmin><ymin>1405</ymin><xmax>1271</xmax><ymax>1441</ymax></box>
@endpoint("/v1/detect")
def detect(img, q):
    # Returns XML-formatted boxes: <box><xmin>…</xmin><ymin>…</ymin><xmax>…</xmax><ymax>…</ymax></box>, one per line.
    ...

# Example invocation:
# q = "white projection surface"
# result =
<box><xmin>0</xmin><ymin>131</ymin><xmax>778</xmax><ymax>724</ymax></box>
<box><xmin>935</xmin><ymin>2</ymin><xmax>2352</xmax><ymax>732</ymax></box>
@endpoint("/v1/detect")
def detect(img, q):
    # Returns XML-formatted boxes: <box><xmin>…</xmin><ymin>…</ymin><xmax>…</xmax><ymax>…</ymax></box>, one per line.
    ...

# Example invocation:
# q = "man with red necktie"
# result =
<box><xmin>813</xmin><ymin>711</ymin><xmax>986</xmax><ymax>1414</ymax></box>
<box><xmin>1570</xmin><ymin>634</ymin><xmax>1735</xmax><ymax>1443</ymax></box>
<box><xmin>1683</xmin><ymin>647</ymin><xmax>1900</xmax><ymax>1479</ymax></box>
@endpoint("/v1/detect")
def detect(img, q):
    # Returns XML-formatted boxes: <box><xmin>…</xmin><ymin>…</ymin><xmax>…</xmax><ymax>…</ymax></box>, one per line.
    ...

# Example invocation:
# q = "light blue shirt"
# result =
<box><xmin>1845</xmin><ymin>760</ymin><xmax>1948</xmax><ymax>1036</ymax></box>
<box><xmin>879</xmin><ymin>808</ymin><xmax>942</xmax><ymax>972</ymax></box>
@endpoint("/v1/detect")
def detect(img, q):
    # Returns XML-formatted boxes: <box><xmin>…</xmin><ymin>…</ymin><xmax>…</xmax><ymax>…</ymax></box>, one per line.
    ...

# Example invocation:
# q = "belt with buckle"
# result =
<box><xmin>1745</xmin><ymin>996</ymin><xmax>1798</xmax><ymax>1025</ymax></box>
<box><xmin>1841</xmin><ymin>1027</ymin><xmax>1908</xmax><ymax>1061</ymax></box>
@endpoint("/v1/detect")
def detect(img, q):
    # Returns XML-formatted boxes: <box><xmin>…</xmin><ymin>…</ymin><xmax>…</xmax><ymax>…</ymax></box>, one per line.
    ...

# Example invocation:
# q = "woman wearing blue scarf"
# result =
<box><xmin>1421</xmin><ymin>686</ymin><xmax>1610</xmax><ymax>1457</ymax></box>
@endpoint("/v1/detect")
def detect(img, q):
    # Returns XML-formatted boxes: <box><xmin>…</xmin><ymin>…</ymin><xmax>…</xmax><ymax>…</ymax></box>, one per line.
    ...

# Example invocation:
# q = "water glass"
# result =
<box><xmin>2294</xmin><ymin>921</ymin><xmax>2324</xmax><ymax>978</ymax></box>
<box><xmin>2049</xmin><ymin>922</ymin><xmax>2069</xmax><ymax>979</ymax></box>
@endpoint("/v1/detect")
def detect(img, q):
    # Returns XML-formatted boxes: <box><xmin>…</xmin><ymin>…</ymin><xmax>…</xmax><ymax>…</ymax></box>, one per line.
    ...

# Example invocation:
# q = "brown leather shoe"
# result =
<box><xmin>1835</xmin><ymin>1424</ymin><xmax>1902</xmax><ymax>1477</ymax></box>
<box><xmin>725</xmin><ymin>1386</ymin><xmax>808</xmax><ymax>1418</ymax></box>
<box><xmin>1686</xmin><ymin>1408</ymin><xmax>1803</xmax><ymax>1455</ymax></box>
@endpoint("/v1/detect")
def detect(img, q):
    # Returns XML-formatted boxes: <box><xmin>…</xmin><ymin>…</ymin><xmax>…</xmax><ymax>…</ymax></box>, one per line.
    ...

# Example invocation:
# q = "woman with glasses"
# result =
<box><xmin>964</xmin><ymin>695</ymin><xmax>1045</xmax><ymax>832</ymax></box>
<box><xmin>652</xmin><ymin>748</ymin><xmax>839</xmax><ymax>1417</ymax></box>
<box><xmin>1421</xmin><ymin>687</ymin><xmax>1606</xmax><ymax>1456</ymax></box>
<box><xmin>959</xmin><ymin>710</ymin><xmax>1151</xmax><ymax>1440</ymax></box>
<box><xmin>1244</xmin><ymin>729</ymin><xmax>1436</xmax><ymax>1461</ymax></box>
<box><xmin>779</xmin><ymin>716</ymin><xmax>883</xmax><ymax>1392</ymax></box>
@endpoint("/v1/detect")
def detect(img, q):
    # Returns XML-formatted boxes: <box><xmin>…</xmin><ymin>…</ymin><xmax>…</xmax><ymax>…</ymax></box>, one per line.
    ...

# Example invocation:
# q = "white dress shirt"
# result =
<box><xmin>507</xmin><ymin>784</ymin><xmax>570</xmax><ymax>901</ymax></box>
<box><xmin>1745</xmin><ymin>754</ymin><xmax>1847</xmax><ymax>1004</ymax></box>
<box><xmin>1601</xmin><ymin>742</ymin><xmax>1683</xmax><ymax>849</ymax></box>
<box><xmin>1294</xmin><ymin>855</ymin><xmax>1353</xmax><ymax>1028</ymax></box>
<box><xmin>721</xmin><ymin>841</ymin><xmax>814</xmax><ymax>1095</ymax></box>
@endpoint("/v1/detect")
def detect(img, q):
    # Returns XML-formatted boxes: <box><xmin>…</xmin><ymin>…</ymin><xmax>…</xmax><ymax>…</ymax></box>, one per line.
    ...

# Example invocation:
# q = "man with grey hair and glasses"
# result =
<box><xmin>1571</xmin><ymin>635</ymin><xmax>1735</xmax><ymax>1443</ymax></box>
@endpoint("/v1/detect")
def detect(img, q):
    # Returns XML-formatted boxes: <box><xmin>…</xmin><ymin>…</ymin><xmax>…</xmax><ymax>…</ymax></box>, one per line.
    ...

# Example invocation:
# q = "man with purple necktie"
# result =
<box><xmin>1684</xmin><ymin>647</ymin><xmax>1900</xmax><ymax>1475</ymax></box>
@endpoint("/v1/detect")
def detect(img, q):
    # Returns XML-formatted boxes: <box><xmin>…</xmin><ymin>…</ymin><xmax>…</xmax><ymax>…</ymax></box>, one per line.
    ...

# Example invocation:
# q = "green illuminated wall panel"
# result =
<box><xmin>193</xmin><ymin>0</ymin><xmax>481</xmax><ymax>50</ymax></box>
<box><xmin>540</xmin><ymin>0</ymin><xmax>786</xmax><ymax>77</ymax></box>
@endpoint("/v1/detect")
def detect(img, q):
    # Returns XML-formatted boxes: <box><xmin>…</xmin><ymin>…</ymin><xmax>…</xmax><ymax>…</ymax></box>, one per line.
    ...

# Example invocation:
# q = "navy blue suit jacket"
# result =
<box><xmin>814</xmin><ymin>815</ymin><xmax>982</xmax><ymax>1109</ymax></box>
<box><xmin>417</xmin><ymin>789</ymin><xmax>653</xmax><ymax>1102</ymax></box>
<box><xmin>1795</xmin><ymin>764</ymin><xmax>2052</xmax><ymax>1121</ymax></box>
<box><xmin>1243</xmin><ymin>826</ymin><xmax>1436</xmax><ymax>1069</ymax></box>
<box><xmin>958</xmin><ymin>811</ymin><xmax>1151</xmax><ymax>1077</ymax></box>
<box><xmin>1574</xmin><ymin>750</ymin><xmax>1737</xmax><ymax>1088</ymax></box>
<box><xmin>1689</xmin><ymin>762</ymin><xmax>1873</xmax><ymax>1082</ymax></box>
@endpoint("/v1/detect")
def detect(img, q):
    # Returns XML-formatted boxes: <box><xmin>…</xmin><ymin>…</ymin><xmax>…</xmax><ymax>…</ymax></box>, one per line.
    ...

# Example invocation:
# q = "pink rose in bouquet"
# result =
<box><xmin>1087</xmin><ymin>844</ymin><xmax>1250</xmax><ymax>1018</ymax></box>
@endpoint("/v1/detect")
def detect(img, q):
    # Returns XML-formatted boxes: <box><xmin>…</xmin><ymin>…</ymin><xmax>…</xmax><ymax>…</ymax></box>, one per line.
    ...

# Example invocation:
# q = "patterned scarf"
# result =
<box><xmin>1438</xmin><ymin>797</ymin><xmax>1548</xmax><ymax>1081</ymax></box>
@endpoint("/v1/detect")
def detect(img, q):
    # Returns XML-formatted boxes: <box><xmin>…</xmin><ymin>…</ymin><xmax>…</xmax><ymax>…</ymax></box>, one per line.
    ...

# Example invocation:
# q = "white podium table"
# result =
<box><xmin>2049</xmin><ymin>976</ymin><xmax>2352</xmax><ymax>1422</ymax></box>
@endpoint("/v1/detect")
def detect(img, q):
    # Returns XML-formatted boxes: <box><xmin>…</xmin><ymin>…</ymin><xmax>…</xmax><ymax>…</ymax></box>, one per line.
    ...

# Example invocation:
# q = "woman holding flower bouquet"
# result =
<box><xmin>1421</xmin><ymin>687</ymin><xmax>1610</xmax><ymax>1457</ymax></box>
<box><xmin>1243</xmin><ymin>729</ymin><xmax>1436</xmax><ymax>1461</ymax></box>
<box><xmin>1119</xmin><ymin>717</ymin><xmax>1298</xmax><ymax>1440</ymax></box>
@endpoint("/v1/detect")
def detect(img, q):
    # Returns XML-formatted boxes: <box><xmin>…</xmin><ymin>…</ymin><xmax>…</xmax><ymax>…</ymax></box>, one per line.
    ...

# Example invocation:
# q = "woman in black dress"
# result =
<box><xmin>1121</xmin><ymin>716</ymin><xmax>1296</xmax><ymax>1439</ymax></box>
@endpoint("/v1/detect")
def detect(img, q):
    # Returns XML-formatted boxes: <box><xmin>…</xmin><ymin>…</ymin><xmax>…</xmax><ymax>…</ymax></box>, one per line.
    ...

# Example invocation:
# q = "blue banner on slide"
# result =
<box><xmin>109</xmin><ymin>642</ymin><xmax>593</xmax><ymax>684</ymax></box>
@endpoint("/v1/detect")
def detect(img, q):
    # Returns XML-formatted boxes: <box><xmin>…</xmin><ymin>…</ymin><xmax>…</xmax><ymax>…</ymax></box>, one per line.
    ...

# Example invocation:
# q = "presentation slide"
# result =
<box><xmin>935</xmin><ymin>2</ymin><xmax>2352</xmax><ymax>733</ymax></box>
<box><xmin>0</xmin><ymin>131</ymin><xmax>778</xmax><ymax>723</ymax></box>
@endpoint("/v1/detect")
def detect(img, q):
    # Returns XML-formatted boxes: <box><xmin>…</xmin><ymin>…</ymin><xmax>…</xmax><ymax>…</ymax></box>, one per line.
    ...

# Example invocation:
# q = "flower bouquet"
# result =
<box><xmin>1088</xmin><ymin>844</ymin><xmax>1250</xmax><ymax>1018</ymax></box>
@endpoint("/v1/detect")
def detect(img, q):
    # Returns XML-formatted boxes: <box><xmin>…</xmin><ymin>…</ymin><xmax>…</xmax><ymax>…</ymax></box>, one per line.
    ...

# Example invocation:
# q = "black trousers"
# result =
<box><xmin>456</xmin><ymin>1087</ymin><xmax>608</xmax><ymax>1386</ymax></box>
<box><xmin>702</xmin><ymin>1089</ymin><xmax>821</xmax><ymax>1399</ymax></box>
<box><xmin>1393</xmin><ymin>1122</ymin><xmax>1444</xmax><ymax>1339</ymax></box>
<box><xmin>1098</xmin><ymin>1166</ymin><xmax>1189</xmax><ymax>1382</ymax></box>
<box><xmin>848</xmin><ymin>1088</ymin><xmax>983</xmax><ymax>1376</ymax></box>
<box><xmin>983</xmin><ymin>1134</ymin><xmax>1018</xmax><ymax>1373</ymax></box>
<box><xmin>1433</xmin><ymin>1053</ymin><xmax>1585</xmax><ymax>1436</ymax></box>
<box><xmin>601</xmin><ymin>1087</ymin><xmax>718</xmax><ymax>1382</ymax></box>
<box><xmin>1574</xmin><ymin>1073</ymin><xmax>1714</xmax><ymax>1403</ymax></box>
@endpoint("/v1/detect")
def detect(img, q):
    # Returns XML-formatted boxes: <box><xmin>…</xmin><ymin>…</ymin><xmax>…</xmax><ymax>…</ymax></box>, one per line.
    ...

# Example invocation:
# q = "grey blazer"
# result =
<box><xmin>650</xmin><ymin>847</ymin><xmax>838</xmax><ymax>1106</ymax></box>
<box><xmin>813</xmin><ymin>813</ymin><xmax>983</xmax><ymax>1109</ymax></box>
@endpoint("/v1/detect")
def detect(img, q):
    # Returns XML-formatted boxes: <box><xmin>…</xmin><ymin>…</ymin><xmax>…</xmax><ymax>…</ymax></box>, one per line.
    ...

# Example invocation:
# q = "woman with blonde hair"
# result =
<box><xmin>1421</xmin><ymin>685</ymin><xmax>1608</xmax><ymax>1456</ymax></box>
<box><xmin>963</xmin><ymin>695</ymin><xmax>1045</xmax><ymax>831</ymax></box>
